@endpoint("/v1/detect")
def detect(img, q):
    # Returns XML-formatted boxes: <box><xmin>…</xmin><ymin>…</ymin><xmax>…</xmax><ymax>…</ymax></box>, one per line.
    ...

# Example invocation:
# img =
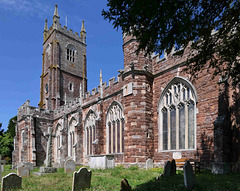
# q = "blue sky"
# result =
<box><xmin>0</xmin><ymin>0</ymin><xmax>123</xmax><ymax>131</ymax></box>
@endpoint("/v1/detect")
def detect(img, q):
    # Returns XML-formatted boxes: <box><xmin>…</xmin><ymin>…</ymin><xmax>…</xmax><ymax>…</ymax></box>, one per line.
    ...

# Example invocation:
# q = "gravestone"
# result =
<box><xmin>72</xmin><ymin>167</ymin><xmax>92</xmax><ymax>191</ymax></box>
<box><xmin>17</xmin><ymin>162</ymin><xmax>33</xmax><ymax>171</ymax></box>
<box><xmin>17</xmin><ymin>164</ymin><xmax>30</xmax><ymax>178</ymax></box>
<box><xmin>0</xmin><ymin>155</ymin><xmax>6</xmax><ymax>172</ymax></box>
<box><xmin>39</xmin><ymin>166</ymin><xmax>57</xmax><ymax>173</ymax></box>
<box><xmin>24</xmin><ymin>162</ymin><xmax>34</xmax><ymax>171</ymax></box>
<box><xmin>120</xmin><ymin>178</ymin><xmax>132</xmax><ymax>191</ymax></box>
<box><xmin>146</xmin><ymin>159</ymin><xmax>153</xmax><ymax>170</ymax></box>
<box><xmin>163</xmin><ymin>161</ymin><xmax>171</xmax><ymax>177</ymax></box>
<box><xmin>1</xmin><ymin>173</ymin><xmax>22</xmax><ymax>191</ymax></box>
<box><xmin>65</xmin><ymin>159</ymin><xmax>76</xmax><ymax>174</ymax></box>
<box><xmin>171</xmin><ymin>159</ymin><xmax>176</xmax><ymax>175</ymax></box>
<box><xmin>183</xmin><ymin>161</ymin><xmax>196</xmax><ymax>190</ymax></box>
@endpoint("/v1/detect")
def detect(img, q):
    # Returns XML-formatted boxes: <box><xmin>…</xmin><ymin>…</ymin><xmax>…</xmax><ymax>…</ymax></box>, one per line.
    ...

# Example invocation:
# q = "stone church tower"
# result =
<box><xmin>39</xmin><ymin>4</ymin><xmax>87</xmax><ymax>110</ymax></box>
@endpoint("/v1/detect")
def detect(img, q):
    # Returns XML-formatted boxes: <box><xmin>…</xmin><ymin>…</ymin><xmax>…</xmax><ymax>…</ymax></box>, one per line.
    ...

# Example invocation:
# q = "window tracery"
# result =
<box><xmin>159</xmin><ymin>78</ymin><xmax>197</xmax><ymax>151</ymax></box>
<box><xmin>106</xmin><ymin>102</ymin><xmax>124</xmax><ymax>154</ymax></box>
<box><xmin>85</xmin><ymin>111</ymin><xmax>97</xmax><ymax>155</ymax></box>
<box><xmin>68</xmin><ymin>118</ymin><xmax>77</xmax><ymax>160</ymax></box>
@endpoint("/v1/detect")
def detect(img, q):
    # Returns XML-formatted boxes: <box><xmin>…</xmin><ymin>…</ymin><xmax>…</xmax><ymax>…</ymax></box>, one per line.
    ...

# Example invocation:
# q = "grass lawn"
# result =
<box><xmin>1</xmin><ymin>165</ymin><xmax>240</xmax><ymax>190</ymax></box>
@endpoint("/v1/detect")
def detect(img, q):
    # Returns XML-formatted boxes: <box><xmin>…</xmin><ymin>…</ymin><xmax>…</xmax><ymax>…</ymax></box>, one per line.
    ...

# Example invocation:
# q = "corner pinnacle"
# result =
<box><xmin>81</xmin><ymin>20</ymin><xmax>86</xmax><ymax>33</ymax></box>
<box><xmin>54</xmin><ymin>4</ymin><xmax>59</xmax><ymax>17</ymax></box>
<box><xmin>44</xmin><ymin>19</ymin><xmax>48</xmax><ymax>32</ymax></box>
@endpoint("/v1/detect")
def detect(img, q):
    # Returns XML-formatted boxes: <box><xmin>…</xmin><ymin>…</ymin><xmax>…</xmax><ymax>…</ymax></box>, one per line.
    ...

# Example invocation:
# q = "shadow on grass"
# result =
<box><xmin>133</xmin><ymin>171</ymin><xmax>240</xmax><ymax>191</ymax></box>
<box><xmin>133</xmin><ymin>174</ymin><xmax>186</xmax><ymax>191</ymax></box>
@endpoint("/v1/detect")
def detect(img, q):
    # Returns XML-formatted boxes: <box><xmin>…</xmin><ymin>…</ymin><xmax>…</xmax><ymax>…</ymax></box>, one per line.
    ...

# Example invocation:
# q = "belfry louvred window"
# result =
<box><xmin>159</xmin><ymin>77</ymin><xmax>197</xmax><ymax>151</ymax></box>
<box><xmin>66</xmin><ymin>44</ymin><xmax>76</xmax><ymax>62</ymax></box>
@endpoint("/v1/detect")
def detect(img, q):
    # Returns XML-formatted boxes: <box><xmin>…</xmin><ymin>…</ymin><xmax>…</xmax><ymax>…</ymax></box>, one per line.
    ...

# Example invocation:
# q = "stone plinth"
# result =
<box><xmin>89</xmin><ymin>155</ymin><xmax>115</xmax><ymax>169</ymax></box>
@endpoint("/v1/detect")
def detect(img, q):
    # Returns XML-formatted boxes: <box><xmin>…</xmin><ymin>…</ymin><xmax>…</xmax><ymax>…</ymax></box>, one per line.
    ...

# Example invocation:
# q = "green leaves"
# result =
<box><xmin>103</xmin><ymin>0</ymin><xmax>240</xmax><ymax>88</ymax></box>
<box><xmin>0</xmin><ymin>116</ymin><xmax>17</xmax><ymax>162</ymax></box>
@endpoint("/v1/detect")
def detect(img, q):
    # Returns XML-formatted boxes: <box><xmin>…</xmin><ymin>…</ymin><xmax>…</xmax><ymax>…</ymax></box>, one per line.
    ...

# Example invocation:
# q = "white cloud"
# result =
<box><xmin>0</xmin><ymin>0</ymin><xmax>52</xmax><ymax>19</ymax></box>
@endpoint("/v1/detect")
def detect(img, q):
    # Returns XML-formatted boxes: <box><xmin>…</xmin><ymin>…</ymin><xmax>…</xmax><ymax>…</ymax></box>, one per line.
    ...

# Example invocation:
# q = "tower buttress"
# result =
<box><xmin>122</xmin><ymin>34</ymin><xmax>154</xmax><ymax>162</ymax></box>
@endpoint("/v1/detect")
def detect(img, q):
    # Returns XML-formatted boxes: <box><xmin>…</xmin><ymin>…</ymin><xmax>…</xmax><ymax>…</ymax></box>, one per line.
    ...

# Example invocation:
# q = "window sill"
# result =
<box><xmin>158</xmin><ymin>148</ymin><xmax>196</xmax><ymax>152</ymax></box>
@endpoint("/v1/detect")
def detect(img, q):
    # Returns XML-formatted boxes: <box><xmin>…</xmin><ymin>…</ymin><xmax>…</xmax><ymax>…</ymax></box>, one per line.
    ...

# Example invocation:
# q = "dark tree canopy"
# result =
<box><xmin>102</xmin><ymin>0</ymin><xmax>240</xmax><ymax>87</ymax></box>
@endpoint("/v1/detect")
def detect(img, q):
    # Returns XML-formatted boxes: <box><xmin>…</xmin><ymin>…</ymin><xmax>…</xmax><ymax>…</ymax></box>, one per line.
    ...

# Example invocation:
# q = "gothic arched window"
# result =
<box><xmin>106</xmin><ymin>102</ymin><xmax>124</xmax><ymax>154</ymax></box>
<box><xmin>84</xmin><ymin>111</ymin><xmax>97</xmax><ymax>156</ymax></box>
<box><xmin>66</xmin><ymin>44</ymin><xmax>76</xmax><ymax>62</ymax></box>
<box><xmin>159</xmin><ymin>77</ymin><xmax>197</xmax><ymax>151</ymax></box>
<box><xmin>68</xmin><ymin>118</ymin><xmax>77</xmax><ymax>160</ymax></box>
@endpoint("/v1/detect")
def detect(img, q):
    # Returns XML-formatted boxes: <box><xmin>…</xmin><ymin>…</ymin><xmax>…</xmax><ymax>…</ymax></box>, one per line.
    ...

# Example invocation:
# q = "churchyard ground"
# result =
<box><xmin>1</xmin><ymin>165</ymin><xmax>240</xmax><ymax>190</ymax></box>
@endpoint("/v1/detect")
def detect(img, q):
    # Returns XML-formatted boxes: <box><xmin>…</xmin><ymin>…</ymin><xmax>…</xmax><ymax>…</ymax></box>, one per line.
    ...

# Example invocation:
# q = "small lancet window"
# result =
<box><xmin>69</xmin><ymin>82</ymin><xmax>74</xmax><ymax>92</ymax></box>
<box><xmin>45</xmin><ymin>84</ymin><xmax>48</xmax><ymax>94</ymax></box>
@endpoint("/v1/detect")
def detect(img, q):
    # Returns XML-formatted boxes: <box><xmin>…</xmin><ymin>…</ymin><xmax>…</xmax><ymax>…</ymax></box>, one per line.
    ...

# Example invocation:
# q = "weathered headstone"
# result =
<box><xmin>0</xmin><ymin>155</ymin><xmax>6</xmax><ymax>172</ymax></box>
<box><xmin>171</xmin><ymin>159</ymin><xmax>176</xmax><ymax>175</ymax></box>
<box><xmin>120</xmin><ymin>178</ymin><xmax>132</xmax><ymax>191</ymax></box>
<box><xmin>163</xmin><ymin>160</ymin><xmax>171</xmax><ymax>177</ymax></box>
<box><xmin>17</xmin><ymin>162</ymin><xmax>33</xmax><ymax>171</ymax></box>
<box><xmin>24</xmin><ymin>162</ymin><xmax>34</xmax><ymax>171</ymax></box>
<box><xmin>146</xmin><ymin>159</ymin><xmax>153</xmax><ymax>170</ymax></box>
<box><xmin>65</xmin><ymin>159</ymin><xmax>76</xmax><ymax>173</ymax></box>
<box><xmin>39</xmin><ymin>166</ymin><xmax>57</xmax><ymax>173</ymax></box>
<box><xmin>1</xmin><ymin>173</ymin><xmax>22</xmax><ymax>191</ymax></box>
<box><xmin>17</xmin><ymin>165</ymin><xmax>30</xmax><ymax>178</ymax></box>
<box><xmin>183</xmin><ymin>161</ymin><xmax>196</xmax><ymax>190</ymax></box>
<box><xmin>72</xmin><ymin>167</ymin><xmax>92</xmax><ymax>191</ymax></box>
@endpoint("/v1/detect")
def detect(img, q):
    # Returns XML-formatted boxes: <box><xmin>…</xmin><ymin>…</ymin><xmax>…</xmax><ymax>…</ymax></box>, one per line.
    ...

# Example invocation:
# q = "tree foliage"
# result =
<box><xmin>0</xmin><ymin>116</ymin><xmax>17</xmax><ymax>163</ymax></box>
<box><xmin>102</xmin><ymin>0</ymin><xmax>240</xmax><ymax>87</ymax></box>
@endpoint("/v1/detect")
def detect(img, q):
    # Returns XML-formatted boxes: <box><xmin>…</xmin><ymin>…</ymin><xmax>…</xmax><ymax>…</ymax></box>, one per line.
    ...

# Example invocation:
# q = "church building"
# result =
<box><xmin>12</xmin><ymin>5</ymin><xmax>240</xmax><ymax>172</ymax></box>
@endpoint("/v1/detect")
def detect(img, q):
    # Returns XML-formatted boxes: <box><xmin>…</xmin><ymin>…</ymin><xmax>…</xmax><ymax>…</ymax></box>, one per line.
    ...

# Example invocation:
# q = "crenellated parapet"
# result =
<box><xmin>43</xmin><ymin>4</ymin><xmax>86</xmax><ymax>45</ymax></box>
<box><xmin>151</xmin><ymin>45</ymin><xmax>193</xmax><ymax>75</ymax></box>
<box><xmin>17</xmin><ymin>100</ymin><xmax>54</xmax><ymax>122</ymax></box>
<box><xmin>83</xmin><ymin>72</ymin><xmax>123</xmax><ymax>101</ymax></box>
<box><xmin>43</xmin><ymin>22</ymin><xmax>86</xmax><ymax>45</ymax></box>
<box><xmin>53</xmin><ymin>97</ymin><xmax>82</xmax><ymax>118</ymax></box>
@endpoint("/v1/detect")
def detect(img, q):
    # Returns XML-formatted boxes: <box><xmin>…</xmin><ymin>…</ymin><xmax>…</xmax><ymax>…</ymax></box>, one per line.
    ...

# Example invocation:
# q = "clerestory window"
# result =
<box><xmin>159</xmin><ymin>77</ymin><xmax>197</xmax><ymax>151</ymax></box>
